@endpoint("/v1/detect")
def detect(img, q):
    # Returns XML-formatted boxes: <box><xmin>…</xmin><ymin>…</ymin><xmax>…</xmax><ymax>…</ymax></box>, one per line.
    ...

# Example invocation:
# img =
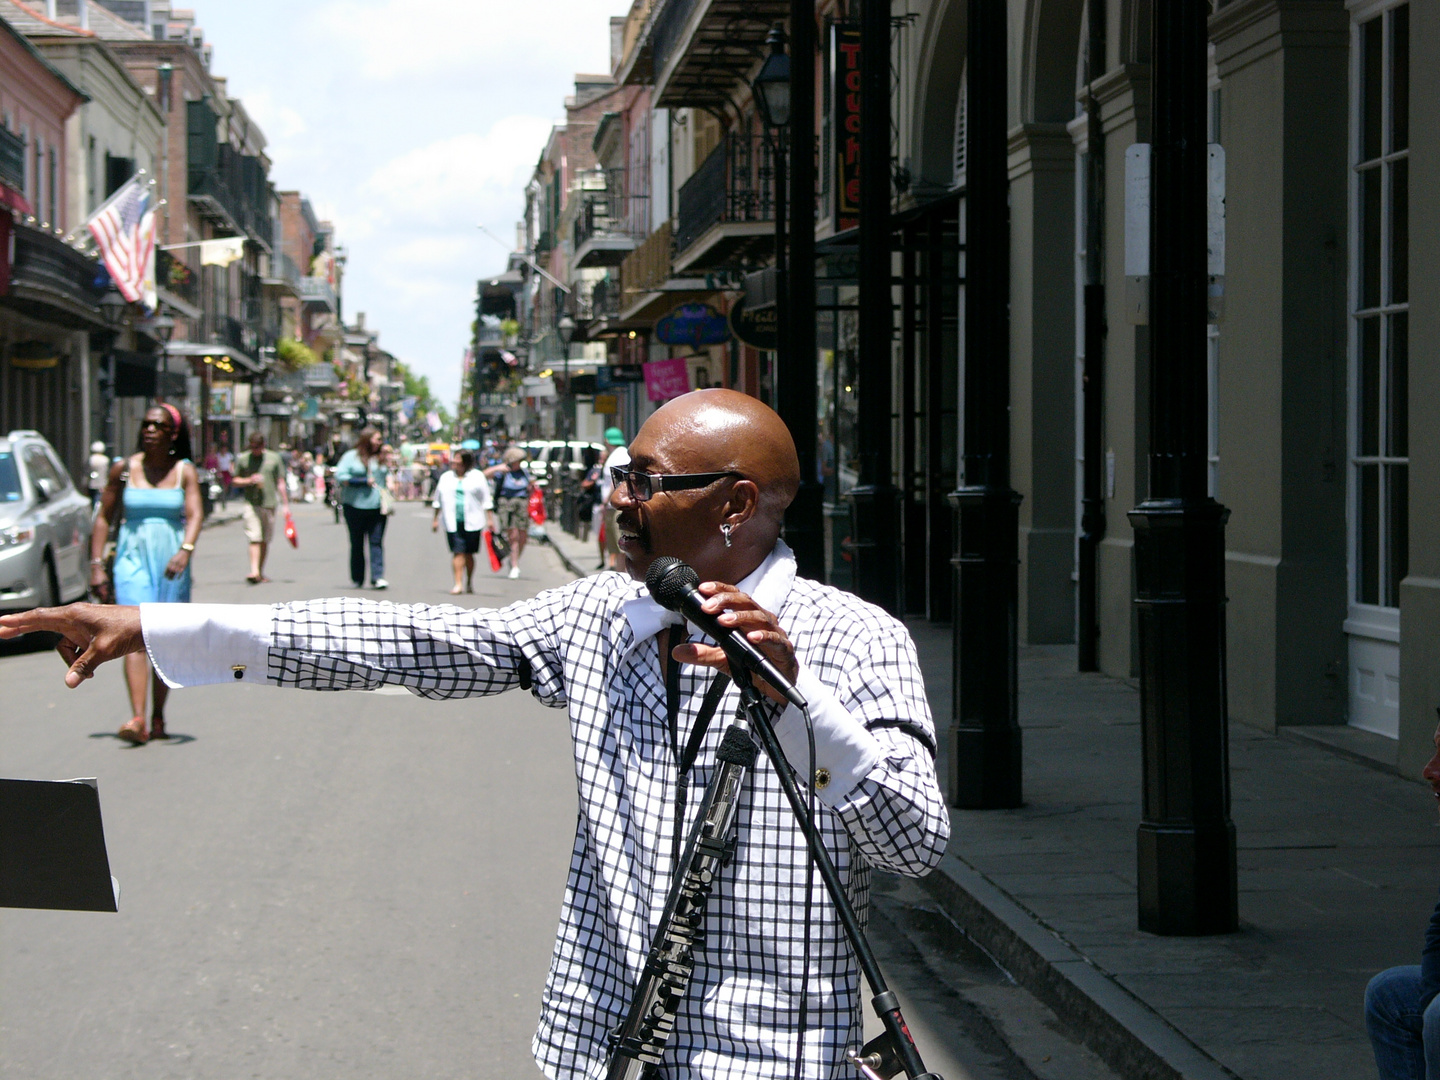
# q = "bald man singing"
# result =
<box><xmin>1</xmin><ymin>389</ymin><xmax>948</xmax><ymax>1080</ymax></box>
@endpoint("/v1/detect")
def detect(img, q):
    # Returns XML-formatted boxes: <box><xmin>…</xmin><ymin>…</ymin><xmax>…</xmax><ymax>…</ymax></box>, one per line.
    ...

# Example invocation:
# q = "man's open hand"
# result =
<box><xmin>0</xmin><ymin>604</ymin><xmax>146</xmax><ymax>688</ymax></box>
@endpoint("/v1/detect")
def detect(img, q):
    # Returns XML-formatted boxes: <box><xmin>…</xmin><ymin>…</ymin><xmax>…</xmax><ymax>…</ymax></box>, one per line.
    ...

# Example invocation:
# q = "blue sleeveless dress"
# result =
<box><xmin>112</xmin><ymin>469</ymin><xmax>191</xmax><ymax>606</ymax></box>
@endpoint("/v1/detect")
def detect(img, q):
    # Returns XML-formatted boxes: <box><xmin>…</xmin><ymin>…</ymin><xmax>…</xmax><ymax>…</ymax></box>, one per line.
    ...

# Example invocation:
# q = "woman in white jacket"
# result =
<box><xmin>430</xmin><ymin>451</ymin><xmax>497</xmax><ymax>594</ymax></box>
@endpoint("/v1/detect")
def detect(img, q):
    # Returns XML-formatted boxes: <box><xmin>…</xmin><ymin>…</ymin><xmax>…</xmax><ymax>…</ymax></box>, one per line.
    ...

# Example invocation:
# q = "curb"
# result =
<box><xmin>920</xmin><ymin>853</ymin><xmax>1239</xmax><ymax>1080</ymax></box>
<box><xmin>540</xmin><ymin>529</ymin><xmax>589</xmax><ymax>580</ymax></box>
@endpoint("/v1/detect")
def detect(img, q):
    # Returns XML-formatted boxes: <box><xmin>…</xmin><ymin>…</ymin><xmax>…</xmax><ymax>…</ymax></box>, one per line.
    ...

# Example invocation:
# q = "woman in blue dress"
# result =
<box><xmin>88</xmin><ymin>404</ymin><xmax>203</xmax><ymax>745</ymax></box>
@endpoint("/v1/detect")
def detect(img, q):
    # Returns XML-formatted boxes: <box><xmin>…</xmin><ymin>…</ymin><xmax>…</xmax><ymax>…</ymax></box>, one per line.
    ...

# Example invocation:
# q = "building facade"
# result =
<box><xmin>507</xmin><ymin>0</ymin><xmax>1439</xmax><ymax>778</ymax></box>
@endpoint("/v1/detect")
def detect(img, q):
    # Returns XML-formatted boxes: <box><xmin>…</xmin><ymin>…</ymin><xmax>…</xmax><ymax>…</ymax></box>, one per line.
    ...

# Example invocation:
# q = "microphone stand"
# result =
<box><xmin>725</xmin><ymin>655</ymin><xmax>942</xmax><ymax>1080</ymax></box>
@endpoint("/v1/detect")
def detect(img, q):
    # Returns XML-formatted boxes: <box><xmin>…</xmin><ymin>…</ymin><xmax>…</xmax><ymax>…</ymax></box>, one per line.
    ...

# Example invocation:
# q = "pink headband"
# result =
<box><xmin>159</xmin><ymin>402</ymin><xmax>182</xmax><ymax>431</ymax></box>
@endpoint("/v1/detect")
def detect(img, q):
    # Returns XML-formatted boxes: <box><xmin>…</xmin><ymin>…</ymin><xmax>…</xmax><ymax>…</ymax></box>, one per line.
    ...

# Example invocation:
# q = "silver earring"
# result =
<box><xmin>720</xmin><ymin>523</ymin><xmax>733</xmax><ymax>548</ymax></box>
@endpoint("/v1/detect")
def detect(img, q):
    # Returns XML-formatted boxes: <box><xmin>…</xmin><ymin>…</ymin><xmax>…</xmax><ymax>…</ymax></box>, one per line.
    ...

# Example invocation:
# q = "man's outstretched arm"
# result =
<box><xmin>0</xmin><ymin>594</ymin><xmax>571</xmax><ymax>703</ymax></box>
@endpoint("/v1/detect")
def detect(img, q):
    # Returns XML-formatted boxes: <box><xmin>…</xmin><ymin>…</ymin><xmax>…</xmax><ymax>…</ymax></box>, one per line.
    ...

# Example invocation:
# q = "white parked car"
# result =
<box><xmin>0</xmin><ymin>430</ymin><xmax>92</xmax><ymax>612</ymax></box>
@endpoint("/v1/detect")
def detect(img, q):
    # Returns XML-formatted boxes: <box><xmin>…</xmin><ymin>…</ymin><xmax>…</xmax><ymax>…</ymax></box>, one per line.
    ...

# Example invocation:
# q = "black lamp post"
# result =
<box><xmin>754</xmin><ymin>16</ymin><xmax>823</xmax><ymax>581</ymax></box>
<box><xmin>849</xmin><ymin>0</ymin><xmax>902</xmax><ymax>614</ymax></box>
<box><xmin>98</xmin><ymin>291</ymin><xmax>128</xmax><ymax>457</ymax></box>
<box><xmin>557</xmin><ymin>314</ymin><xmax>576</xmax><ymax>441</ymax></box>
<box><xmin>752</xmin><ymin>24</ymin><xmax>791</xmax><ymax>422</ymax></box>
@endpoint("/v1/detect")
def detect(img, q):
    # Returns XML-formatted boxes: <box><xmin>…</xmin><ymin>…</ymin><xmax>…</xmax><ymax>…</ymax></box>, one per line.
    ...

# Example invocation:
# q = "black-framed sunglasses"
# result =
<box><xmin>140</xmin><ymin>419</ymin><xmax>174</xmax><ymax>431</ymax></box>
<box><xmin>610</xmin><ymin>466</ymin><xmax>743</xmax><ymax>503</ymax></box>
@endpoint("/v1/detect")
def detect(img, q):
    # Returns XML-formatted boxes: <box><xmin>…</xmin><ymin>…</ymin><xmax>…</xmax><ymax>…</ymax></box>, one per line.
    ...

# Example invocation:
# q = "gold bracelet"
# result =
<box><xmin>180</xmin><ymin>542</ymin><xmax>195</xmax><ymax>552</ymax></box>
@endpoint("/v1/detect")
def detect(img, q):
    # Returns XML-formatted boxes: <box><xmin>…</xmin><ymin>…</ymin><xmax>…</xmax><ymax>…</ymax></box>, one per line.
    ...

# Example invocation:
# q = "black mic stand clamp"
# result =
<box><xmin>724</xmin><ymin>653</ymin><xmax>943</xmax><ymax>1080</ymax></box>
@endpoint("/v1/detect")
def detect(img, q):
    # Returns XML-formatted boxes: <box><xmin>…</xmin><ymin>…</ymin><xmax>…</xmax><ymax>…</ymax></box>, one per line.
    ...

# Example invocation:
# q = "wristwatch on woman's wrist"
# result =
<box><xmin>180</xmin><ymin>542</ymin><xmax>195</xmax><ymax>552</ymax></box>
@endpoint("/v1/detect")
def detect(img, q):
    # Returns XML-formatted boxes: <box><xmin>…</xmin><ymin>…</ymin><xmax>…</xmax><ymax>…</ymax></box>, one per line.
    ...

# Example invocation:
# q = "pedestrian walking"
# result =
<box><xmin>214</xmin><ymin>440</ymin><xmax>233</xmax><ymax>508</ymax></box>
<box><xmin>231</xmin><ymin>431</ymin><xmax>290</xmax><ymax>585</ymax></box>
<box><xmin>334</xmin><ymin>426</ymin><xmax>390</xmax><ymax>589</ymax></box>
<box><xmin>485</xmin><ymin>446</ymin><xmax>535</xmax><ymax>580</ymax></box>
<box><xmin>430</xmin><ymin>450</ymin><xmax>496</xmax><ymax>594</ymax></box>
<box><xmin>87</xmin><ymin>440</ymin><xmax>109</xmax><ymax>511</ymax></box>
<box><xmin>1366</xmin><ymin>721</ymin><xmax>1440</xmax><ymax>1079</ymax></box>
<box><xmin>4</xmin><ymin>389</ymin><xmax>947</xmax><ymax>1080</ymax></box>
<box><xmin>599</xmin><ymin>426</ymin><xmax>629</xmax><ymax>570</ymax></box>
<box><xmin>86</xmin><ymin>404</ymin><xmax>202</xmax><ymax>744</ymax></box>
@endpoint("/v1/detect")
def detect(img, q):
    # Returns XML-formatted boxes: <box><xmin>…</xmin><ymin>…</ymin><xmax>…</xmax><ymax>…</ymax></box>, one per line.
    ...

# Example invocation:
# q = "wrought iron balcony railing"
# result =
<box><xmin>674</xmin><ymin>134</ymin><xmax>775</xmax><ymax>255</ymax></box>
<box><xmin>298</xmin><ymin>276</ymin><xmax>338</xmax><ymax>311</ymax></box>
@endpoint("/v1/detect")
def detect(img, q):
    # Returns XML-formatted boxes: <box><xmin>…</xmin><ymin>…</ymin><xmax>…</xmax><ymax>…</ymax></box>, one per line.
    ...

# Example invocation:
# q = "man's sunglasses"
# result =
<box><xmin>610</xmin><ymin>466</ymin><xmax>743</xmax><ymax>503</ymax></box>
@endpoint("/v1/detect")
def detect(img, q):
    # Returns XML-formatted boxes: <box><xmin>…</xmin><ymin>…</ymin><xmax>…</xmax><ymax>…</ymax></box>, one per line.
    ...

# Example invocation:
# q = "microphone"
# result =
<box><xmin>645</xmin><ymin>557</ymin><xmax>807</xmax><ymax>709</ymax></box>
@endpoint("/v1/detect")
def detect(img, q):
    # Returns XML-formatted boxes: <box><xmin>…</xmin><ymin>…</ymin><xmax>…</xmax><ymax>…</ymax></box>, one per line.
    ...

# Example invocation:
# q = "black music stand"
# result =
<box><xmin>0</xmin><ymin>778</ymin><xmax>118</xmax><ymax>911</ymax></box>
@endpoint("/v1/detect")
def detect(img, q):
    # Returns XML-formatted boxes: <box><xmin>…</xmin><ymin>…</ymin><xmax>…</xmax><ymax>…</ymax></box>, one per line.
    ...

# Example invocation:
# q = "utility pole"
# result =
<box><xmin>947</xmin><ymin>0</ymin><xmax>1022</xmax><ymax>809</ymax></box>
<box><xmin>784</xmin><ymin>0</ymin><xmax>824</xmax><ymax>581</ymax></box>
<box><xmin>1130</xmin><ymin>0</ymin><xmax>1237</xmax><ymax>935</ymax></box>
<box><xmin>848</xmin><ymin>0</ymin><xmax>901</xmax><ymax>615</ymax></box>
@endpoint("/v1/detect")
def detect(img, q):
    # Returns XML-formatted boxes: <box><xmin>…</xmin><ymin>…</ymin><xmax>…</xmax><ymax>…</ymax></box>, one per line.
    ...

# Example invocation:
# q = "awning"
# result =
<box><xmin>166</xmin><ymin>341</ymin><xmax>264</xmax><ymax>375</ymax></box>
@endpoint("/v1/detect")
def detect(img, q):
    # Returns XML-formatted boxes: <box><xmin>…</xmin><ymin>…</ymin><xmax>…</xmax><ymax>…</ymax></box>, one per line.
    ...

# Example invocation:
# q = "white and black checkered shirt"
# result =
<box><xmin>239</xmin><ymin>553</ymin><xmax>947</xmax><ymax>1080</ymax></box>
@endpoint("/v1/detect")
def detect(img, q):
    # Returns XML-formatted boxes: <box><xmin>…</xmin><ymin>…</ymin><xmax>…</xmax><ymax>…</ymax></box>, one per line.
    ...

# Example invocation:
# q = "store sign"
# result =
<box><xmin>593</xmin><ymin>393</ymin><xmax>619</xmax><ymax>415</ymax></box>
<box><xmin>655</xmin><ymin>303</ymin><xmax>731</xmax><ymax>348</ymax></box>
<box><xmin>728</xmin><ymin>296</ymin><xmax>778</xmax><ymax>352</ymax></box>
<box><xmin>833</xmin><ymin>23</ymin><xmax>861</xmax><ymax>229</ymax></box>
<box><xmin>599</xmin><ymin>364</ymin><xmax>645</xmax><ymax>388</ymax></box>
<box><xmin>643</xmin><ymin>358</ymin><xmax>690</xmax><ymax>402</ymax></box>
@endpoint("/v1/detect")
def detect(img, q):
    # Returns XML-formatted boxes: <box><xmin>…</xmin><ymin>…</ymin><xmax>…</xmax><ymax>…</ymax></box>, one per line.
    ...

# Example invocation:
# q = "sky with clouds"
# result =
<box><xmin>193</xmin><ymin>0</ymin><xmax>622</xmax><ymax>408</ymax></box>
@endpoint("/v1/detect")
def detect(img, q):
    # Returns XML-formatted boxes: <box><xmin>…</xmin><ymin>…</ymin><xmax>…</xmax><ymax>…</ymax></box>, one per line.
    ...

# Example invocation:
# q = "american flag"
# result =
<box><xmin>87</xmin><ymin>177</ymin><xmax>156</xmax><ymax>310</ymax></box>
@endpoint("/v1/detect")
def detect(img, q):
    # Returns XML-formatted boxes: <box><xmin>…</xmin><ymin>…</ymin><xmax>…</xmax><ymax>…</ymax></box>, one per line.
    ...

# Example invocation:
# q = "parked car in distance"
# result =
<box><xmin>0</xmin><ymin>430</ymin><xmax>92</xmax><ymax>612</ymax></box>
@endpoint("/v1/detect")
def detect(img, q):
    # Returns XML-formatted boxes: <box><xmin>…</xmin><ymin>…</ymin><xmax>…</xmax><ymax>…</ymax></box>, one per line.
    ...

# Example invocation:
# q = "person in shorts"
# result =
<box><xmin>232</xmin><ymin>431</ymin><xmax>289</xmax><ymax>584</ymax></box>
<box><xmin>485</xmin><ymin>446</ymin><xmax>534</xmax><ymax>580</ymax></box>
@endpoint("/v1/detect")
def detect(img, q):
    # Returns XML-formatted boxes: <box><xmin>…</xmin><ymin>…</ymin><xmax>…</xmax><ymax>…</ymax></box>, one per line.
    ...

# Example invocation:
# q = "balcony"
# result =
<box><xmin>299</xmin><ymin>276</ymin><xmax>337</xmax><ymax>312</ymax></box>
<box><xmin>627</xmin><ymin>0</ymin><xmax>788</xmax><ymax>109</ymax></box>
<box><xmin>187</xmin><ymin>141</ymin><xmax>274</xmax><ymax>249</ymax></box>
<box><xmin>2</xmin><ymin>222</ymin><xmax>107</xmax><ymax>329</ymax></box>
<box><xmin>573</xmin><ymin>179</ymin><xmax>649</xmax><ymax>268</ymax></box>
<box><xmin>199</xmin><ymin>313</ymin><xmax>257</xmax><ymax>361</ymax></box>
<box><xmin>261</xmin><ymin>251</ymin><xmax>302</xmax><ymax>297</ymax></box>
<box><xmin>673</xmin><ymin>134</ymin><xmax>775</xmax><ymax>271</ymax></box>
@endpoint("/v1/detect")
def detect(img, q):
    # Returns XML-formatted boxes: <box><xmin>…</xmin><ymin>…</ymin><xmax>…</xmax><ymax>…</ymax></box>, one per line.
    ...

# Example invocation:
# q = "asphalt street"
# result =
<box><xmin>0</xmin><ymin>500</ymin><xmax>1116</xmax><ymax>1080</ymax></box>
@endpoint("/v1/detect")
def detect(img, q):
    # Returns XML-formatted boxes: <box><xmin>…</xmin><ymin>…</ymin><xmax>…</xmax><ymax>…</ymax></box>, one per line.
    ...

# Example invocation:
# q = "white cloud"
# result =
<box><xmin>188</xmin><ymin>0</ymin><xmax>621</xmax><ymax>405</ymax></box>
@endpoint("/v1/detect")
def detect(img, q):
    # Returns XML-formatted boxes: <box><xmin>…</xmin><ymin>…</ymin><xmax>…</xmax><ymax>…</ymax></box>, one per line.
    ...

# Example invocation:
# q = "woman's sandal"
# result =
<box><xmin>117</xmin><ymin>717</ymin><xmax>147</xmax><ymax>745</ymax></box>
<box><xmin>149</xmin><ymin>717</ymin><xmax>168</xmax><ymax>740</ymax></box>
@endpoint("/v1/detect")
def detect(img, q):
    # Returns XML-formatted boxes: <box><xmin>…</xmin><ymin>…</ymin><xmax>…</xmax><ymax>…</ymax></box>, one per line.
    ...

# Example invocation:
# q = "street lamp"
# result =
<box><xmin>752</xmin><ymin>25</ymin><xmax>791</xmax><ymax>129</ymax></box>
<box><xmin>556</xmin><ymin>314</ymin><xmax>576</xmax><ymax>441</ymax></box>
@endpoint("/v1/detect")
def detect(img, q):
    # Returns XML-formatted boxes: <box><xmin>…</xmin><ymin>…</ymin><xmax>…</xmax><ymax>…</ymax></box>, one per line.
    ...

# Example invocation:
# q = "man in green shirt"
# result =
<box><xmin>232</xmin><ymin>431</ymin><xmax>290</xmax><ymax>584</ymax></box>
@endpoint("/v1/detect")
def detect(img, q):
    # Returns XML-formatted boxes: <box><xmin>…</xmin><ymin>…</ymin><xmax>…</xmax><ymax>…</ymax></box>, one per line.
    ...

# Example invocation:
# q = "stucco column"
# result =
<box><xmin>1008</xmin><ymin>122</ymin><xmax>1077</xmax><ymax>643</ymax></box>
<box><xmin>1210</xmin><ymin>0</ymin><xmax>1349</xmax><ymax>733</ymax></box>
<box><xmin>1398</xmin><ymin>0</ymin><xmax>1440</xmax><ymax>775</ymax></box>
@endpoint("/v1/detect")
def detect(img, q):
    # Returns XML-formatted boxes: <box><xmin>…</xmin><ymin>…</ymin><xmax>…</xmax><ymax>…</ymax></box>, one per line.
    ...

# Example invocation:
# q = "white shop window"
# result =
<box><xmin>1345</xmin><ymin>0</ymin><xmax>1409</xmax><ymax>737</ymax></box>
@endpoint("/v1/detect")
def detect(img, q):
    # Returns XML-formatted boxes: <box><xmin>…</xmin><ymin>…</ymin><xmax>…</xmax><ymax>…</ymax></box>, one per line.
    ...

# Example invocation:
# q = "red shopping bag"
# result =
<box><xmin>284</xmin><ymin>509</ymin><xmax>298</xmax><ymax>548</ymax></box>
<box><xmin>482</xmin><ymin>528</ymin><xmax>505</xmax><ymax>572</ymax></box>
<box><xmin>528</xmin><ymin>488</ymin><xmax>546</xmax><ymax>525</ymax></box>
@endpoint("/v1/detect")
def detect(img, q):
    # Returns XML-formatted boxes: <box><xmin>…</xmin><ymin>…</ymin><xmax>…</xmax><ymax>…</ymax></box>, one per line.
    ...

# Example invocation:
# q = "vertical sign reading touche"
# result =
<box><xmin>833</xmin><ymin>24</ymin><xmax>861</xmax><ymax>230</ymax></box>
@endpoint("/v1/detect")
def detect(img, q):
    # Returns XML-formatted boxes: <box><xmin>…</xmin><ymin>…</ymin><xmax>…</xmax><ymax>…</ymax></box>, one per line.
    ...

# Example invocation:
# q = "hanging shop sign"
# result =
<box><xmin>728</xmin><ymin>296</ymin><xmax>779</xmax><ymax>352</ymax></box>
<box><xmin>833</xmin><ymin>23</ymin><xmax>861</xmax><ymax>230</ymax></box>
<box><xmin>7</xmin><ymin>341</ymin><xmax>61</xmax><ymax>370</ymax></box>
<box><xmin>598</xmin><ymin>364</ymin><xmax>645</xmax><ymax>388</ymax></box>
<box><xmin>643</xmin><ymin>357</ymin><xmax>691</xmax><ymax>402</ymax></box>
<box><xmin>655</xmin><ymin>303</ymin><xmax>731</xmax><ymax>348</ymax></box>
<box><xmin>593</xmin><ymin>393</ymin><xmax>619</xmax><ymax>415</ymax></box>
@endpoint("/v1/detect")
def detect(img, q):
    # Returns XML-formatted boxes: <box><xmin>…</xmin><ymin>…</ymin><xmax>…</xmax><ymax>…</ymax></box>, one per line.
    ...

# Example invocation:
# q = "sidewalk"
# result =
<box><xmin>541</xmin><ymin>525</ymin><xmax>1430</xmax><ymax>1079</ymax></box>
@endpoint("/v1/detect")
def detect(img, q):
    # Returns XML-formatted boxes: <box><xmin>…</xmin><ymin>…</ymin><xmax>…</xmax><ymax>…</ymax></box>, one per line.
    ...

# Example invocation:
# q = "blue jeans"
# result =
<box><xmin>342</xmin><ymin>505</ymin><xmax>386</xmax><ymax>585</ymax></box>
<box><xmin>1367</xmin><ymin>966</ymin><xmax>1440</xmax><ymax>1079</ymax></box>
